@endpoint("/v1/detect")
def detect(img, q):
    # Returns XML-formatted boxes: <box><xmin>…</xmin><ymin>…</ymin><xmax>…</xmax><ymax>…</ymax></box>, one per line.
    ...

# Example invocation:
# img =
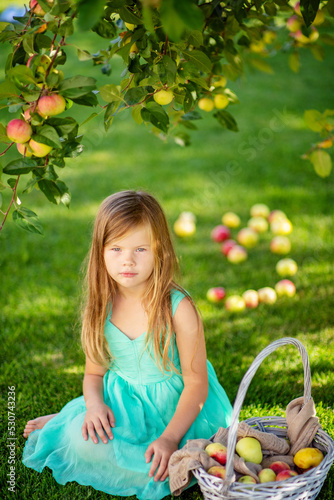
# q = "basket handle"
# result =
<box><xmin>222</xmin><ymin>337</ymin><xmax>312</xmax><ymax>493</ymax></box>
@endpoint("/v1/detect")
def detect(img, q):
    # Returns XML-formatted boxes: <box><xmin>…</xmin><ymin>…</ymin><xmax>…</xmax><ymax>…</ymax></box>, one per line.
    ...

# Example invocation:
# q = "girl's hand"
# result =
<box><xmin>145</xmin><ymin>436</ymin><xmax>179</xmax><ymax>482</ymax></box>
<box><xmin>82</xmin><ymin>403</ymin><xmax>115</xmax><ymax>444</ymax></box>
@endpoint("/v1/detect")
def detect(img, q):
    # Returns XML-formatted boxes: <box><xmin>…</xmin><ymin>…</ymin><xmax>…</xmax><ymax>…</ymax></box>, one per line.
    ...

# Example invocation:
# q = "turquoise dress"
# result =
<box><xmin>23</xmin><ymin>290</ymin><xmax>232</xmax><ymax>499</ymax></box>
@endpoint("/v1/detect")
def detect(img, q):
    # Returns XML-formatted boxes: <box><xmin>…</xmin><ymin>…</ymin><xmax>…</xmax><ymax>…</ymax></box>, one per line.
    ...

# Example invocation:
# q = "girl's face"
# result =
<box><xmin>103</xmin><ymin>223</ymin><xmax>155</xmax><ymax>295</ymax></box>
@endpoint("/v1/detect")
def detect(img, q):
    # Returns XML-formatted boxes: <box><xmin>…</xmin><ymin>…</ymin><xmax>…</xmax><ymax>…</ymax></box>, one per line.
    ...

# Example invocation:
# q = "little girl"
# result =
<box><xmin>23</xmin><ymin>190</ymin><xmax>233</xmax><ymax>499</ymax></box>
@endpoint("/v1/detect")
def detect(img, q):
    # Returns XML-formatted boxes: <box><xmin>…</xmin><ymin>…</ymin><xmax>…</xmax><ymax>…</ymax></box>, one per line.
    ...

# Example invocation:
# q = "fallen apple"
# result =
<box><xmin>268</xmin><ymin>210</ymin><xmax>287</xmax><ymax>224</ymax></box>
<box><xmin>236</xmin><ymin>437</ymin><xmax>262</xmax><ymax>464</ymax></box>
<box><xmin>173</xmin><ymin>218</ymin><xmax>196</xmax><ymax>237</ymax></box>
<box><xmin>276</xmin><ymin>258</ymin><xmax>298</xmax><ymax>277</ymax></box>
<box><xmin>221</xmin><ymin>239</ymin><xmax>237</xmax><ymax>256</ymax></box>
<box><xmin>7</xmin><ymin>119</ymin><xmax>32</xmax><ymax>144</ymax></box>
<box><xmin>238</xmin><ymin>475</ymin><xmax>257</xmax><ymax>484</ymax></box>
<box><xmin>207</xmin><ymin>466</ymin><xmax>226</xmax><ymax>479</ymax></box>
<box><xmin>293</xmin><ymin>447</ymin><xmax>324</xmax><ymax>469</ymax></box>
<box><xmin>242</xmin><ymin>289</ymin><xmax>259</xmax><ymax>308</ymax></box>
<box><xmin>275</xmin><ymin>279</ymin><xmax>296</xmax><ymax>297</ymax></box>
<box><xmin>179</xmin><ymin>211</ymin><xmax>196</xmax><ymax>222</ymax></box>
<box><xmin>225</xmin><ymin>295</ymin><xmax>246</xmax><ymax>312</ymax></box>
<box><xmin>206</xmin><ymin>287</ymin><xmax>226</xmax><ymax>303</ymax></box>
<box><xmin>270</xmin><ymin>219</ymin><xmax>293</xmax><ymax>235</ymax></box>
<box><xmin>258</xmin><ymin>468</ymin><xmax>277</xmax><ymax>483</ymax></box>
<box><xmin>276</xmin><ymin>470</ymin><xmax>298</xmax><ymax>481</ymax></box>
<box><xmin>211</xmin><ymin>225</ymin><xmax>231</xmax><ymax>243</ymax></box>
<box><xmin>222</xmin><ymin>212</ymin><xmax>240</xmax><ymax>228</ymax></box>
<box><xmin>205</xmin><ymin>443</ymin><xmax>227</xmax><ymax>465</ymax></box>
<box><xmin>270</xmin><ymin>236</ymin><xmax>291</xmax><ymax>255</ymax></box>
<box><xmin>250</xmin><ymin>203</ymin><xmax>270</xmax><ymax>219</ymax></box>
<box><xmin>269</xmin><ymin>461</ymin><xmax>291</xmax><ymax>474</ymax></box>
<box><xmin>226</xmin><ymin>245</ymin><xmax>247</xmax><ymax>264</ymax></box>
<box><xmin>237</xmin><ymin>228</ymin><xmax>258</xmax><ymax>248</ymax></box>
<box><xmin>258</xmin><ymin>287</ymin><xmax>277</xmax><ymax>305</ymax></box>
<box><xmin>248</xmin><ymin>216</ymin><xmax>268</xmax><ymax>233</ymax></box>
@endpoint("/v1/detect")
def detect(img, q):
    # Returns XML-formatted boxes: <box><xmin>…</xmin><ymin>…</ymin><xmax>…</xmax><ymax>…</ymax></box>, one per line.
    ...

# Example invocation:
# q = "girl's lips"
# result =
<box><xmin>121</xmin><ymin>272</ymin><xmax>137</xmax><ymax>277</ymax></box>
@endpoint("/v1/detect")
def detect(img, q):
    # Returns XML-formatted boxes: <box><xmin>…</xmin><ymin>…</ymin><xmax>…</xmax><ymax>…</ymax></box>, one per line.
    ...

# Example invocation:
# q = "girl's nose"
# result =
<box><xmin>123</xmin><ymin>251</ymin><xmax>135</xmax><ymax>265</ymax></box>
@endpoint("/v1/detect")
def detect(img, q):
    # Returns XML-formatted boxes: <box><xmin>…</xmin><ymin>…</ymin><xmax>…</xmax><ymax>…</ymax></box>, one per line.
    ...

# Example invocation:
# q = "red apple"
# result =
<box><xmin>221</xmin><ymin>239</ymin><xmax>237</xmax><ymax>256</ymax></box>
<box><xmin>207</xmin><ymin>466</ymin><xmax>226</xmax><ymax>479</ymax></box>
<box><xmin>38</xmin><ymin>94</ymin><xmax>66</xmax><ymax>117</ymax></box>
<box><xmin>211</xmin><ymin>225</ymin><xmax>231</xmax><ymax>243</ymax></box>
<box><xmin>17</xmin><ymin>142</ymin><xmax>33</xmax><ymax>157</ymax></box>
<box><xmin>269</xmin><ymin>461</ymin><xmax>291</xmax><ymax>474</ymax></box>
<box><xmin>7</xmin><ymin>119</ymin><xmax>32</xmax><ymax>143</ymax></box>
<box><xmin>227</xmin><ymin>245</ymin><xmax>247</xmax><ymax>263</ymax></box>
<box><xmin>206</xmin><ymin>287</ymin><xmax>226</xmax><ymax>303</ymax></box>
<box><xmin>242</xmin><ymin>289</ymin><xmax>258</xmax><ymax>308</ymax></box>
<box><xmin>258</xmin><ymin>287</ymin><xmax>277</xmax><ymax>305</ymax></box>
<box><xmin>205</xmin><ymin>443</ymin><xmax>227</xmax><ymax>465</ymax></box>
<box><xmin>276</xmin><ymin>258</ymin><xmax>298</xmax><ymax>277</ymax></box>
<box><xmin>225</xmin><ymin>295</ymin><xmax>246</xmax><ymax>312</ymax></box>
<box><xmin>29</xmin><ymin>138</ymin><xmax>52</xmax><ymax>157</ymax></box>
<box><xmin>237</xmin><ymin>227</ymin><xmax>258</xmax><ymax>248</ymax></box>
<box><xmin>270</xmin><ymin>236</ymin><xmax>291</xmax><ymax>255</ymax></box>
<box><xmin>222</xmin><ymin>211</ymin><xmax>240</xmax><ymax>228</ymax></box>
<box><xmin>275</xmin><ymin>279</ymin><xmax>296</xmax><ymax>297</ymax></box>
<box><xmin>276</xmin><ymin>470</ymin><xmax>298</xmax><ymax>481</ymax></box>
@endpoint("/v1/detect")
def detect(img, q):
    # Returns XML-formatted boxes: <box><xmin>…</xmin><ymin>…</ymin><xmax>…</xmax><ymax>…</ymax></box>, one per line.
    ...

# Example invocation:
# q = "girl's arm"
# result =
<box><xmin>82</xmin><ymin>358</ymin><xmax>115</xmax><ymax>444</ymax></box>
<box><xmin>145</xmin><ymin>297</ymin><xmax>209</xmax><ymax>481</ymax></box>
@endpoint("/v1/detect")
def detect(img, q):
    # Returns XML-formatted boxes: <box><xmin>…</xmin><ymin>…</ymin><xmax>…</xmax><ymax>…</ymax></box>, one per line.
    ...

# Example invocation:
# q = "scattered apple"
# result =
<box><xmin>293</xmin><ymin>447</ymin><xmax>324</xmax><ymax>469</ymax></box>
<box><xmin>276</xmin><ymin>258</ymin><xmax>298</xmax><ymax>277</ymax></box>
<box><xmin>179</xmin><ymin>211</ymin><xmax>196</xmax><ymax>222</ymax></box>
<box><xmin>17</xmin><ymin>143</ymin><xmax>33</xmax><ymax>157</ymax></box>
<box><xmin>268</xmin><ymin>210</ymin><xmax>287</xmax><ymax>224</ymax></box>
<box><xmin>275</xmin><ymin>279</ymin><xmax>296</xmax><ymax>297</ymax></box>
<box><xmin>214</xmin><ymin>94</ymin><xmax>229</xmax><ymax>110</ymax></box>
<box><xmin>250</xmin><ymin>203</ymin><xmax>270</xmax><ymax>218</ymax></box>
<box><xmin>238</xmin><ymin>475</ymin><xmax>257</xmax><ymax>484</ymax></box>
<box><xmin>242</xmin><ymin>289</ymin><xmax>259</xmax><ymax>308</ymax></box>
<box><xmin>270</xmin><ymin>236</ymin><xmax>291</xmax><ymax>255</ymax></box>
<box><xmin>225</xmin><ymin>295</ymin><xmax>246</xmax><ymax>313</ymax></box>
<box><xmin>207</xmin><ymin>287</ymin><xmax>226</xmax><ymax>303</ymax></box>
<box><xmin>258</xmin><ymin>287</ymin><xmax>277</xmax><ymax>305</ymax></box>
<box><xmin>222</xmin><ymin>212</ymin><xmax>240</xmax><ymax>228</ymax></box>
<box><xmin>258</xmin><ymin>468</ymin><xmax>277</xmax><ymax>483</ymax></box>
<box><xmin>270</xmin><ymin>218</ymin><xmax>293</xmax><ymax>235</ymax></box>
<box><xmin>269</xmin><ymin>461</ymin><xmax>291</xmax><ymax>475</ymax></box>
<box><xmin>28</xmin><ymin>138</ymin><xmax>52</xmax><ymax>157</ymax></box>
<box><xmin>226</xmin><ymin>245</ymin><xmax>247</xmax><ymax>264</ymax></box>
<box><xmin>221</xmin><ymin>239</ymin><xmax>237</xmax><ymax>256</ymax></box>
<box><xmin>173</xmin><ymin>218</ymin><xmax>196</xmax><ymax>237</ymax></box>
<box><xmin>37</xmin><ymin>94</ymin><xmax>66</xmax><ymax>117</ymax></box>
<box><xmin>198</xmin><ymin>97</ymin><xmax>214</xmax><ymax>112</ymax></box>
<box><xmin>237</xmin><ymin>228</ymin><xmax>258</xmax><ymax>248</ymax></box>
<box><xmin>205</xmin><ymin>443</ymin><xmax>227</xmax><ymax>465</ymax></box>
<box><xmin>153</xmin><ymin>89</ymin><xmax>174</xmax><ymax>106</ymax></box>
<box><xmin>211</xmin><ymin>225</ymin><xmax>231</xmax><ymax>243</ymax></box>
<box><xmin>7</xmin><ymin>119</ymin><xmax>32</xmax><ymax>144</ymax></box>
<box><xmin>207</xmin><ymin>466</ymin><xmax>226</xmax><ymax>479</ymax></box>
<box><xmin>235</xmin><ymin>437</ymin><xmax>262</xmax><ymax>464</ymax></box>
<box><xmin>248</xmin><ymin>216</ymin><xmax>268</xmax><ymax>233</ymax></box>
<box><xmin>276</xmin><ymin>470</ymin><xmax>298</xmax><ymax>481</ymax></box>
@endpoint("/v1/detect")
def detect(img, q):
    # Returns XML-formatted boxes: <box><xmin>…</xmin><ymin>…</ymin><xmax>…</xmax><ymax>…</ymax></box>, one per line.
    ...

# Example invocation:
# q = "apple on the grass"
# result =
<box><xmin>207</xmin><ymin>466</ymin><xmax>226</xmax><ymax>479</ymax></box>
<box><xmin>238</xmin><ymin>475</ymin><xmax>257</xmax><ymax>484</ymax></box>
<box><xmin>226</xmin><ymin>245</ymin><xmax>247</xmax><ymax>264</ymax></box>
<box><xmin>173</xmin><ymin>218</ymin><xmax>196</xmax><ymax>237</ymax></box>
<box><xmin>225</xmin><ymin>295</ymin><xmax>246</xmax><ymax>312</ymax></box>
<box><xmin>268</xmin><ymin>210</ymin><xmax>287</xmax><ymax>224</ymax></box>
<box><xmin>248</xmin><ymin>216</ymin><xmax>268</xmax><ymax>233</ymax></box>
<box><xmin>275</xmin><ymin>279</ymin><xmax>296</xmax><ymax>297</ymax></box>
<box><xmin>276</xmin><ymin>258</ymin><xmax>298</xmax><ymax>277</ymax></box>
<box><xmin>211</xmin><ymin>225</ymin><xmax>231</xmax><ymax>243</ymax></box>
<box><xmin>270</xmin><ymin>218</ymin><xmax>293</xmax><ymax>235</ymax></box>
<box><xmin>276</xmin><ymin>470</ymin><xmax>298</xmax><ymax>481</ymax></box>
<box><xmin>250</xmin><ymin>203</ymin><xmax>270</xmax><ymax>219</ymax></box>
<box><xmin>222</xmin><ymin>211</ymin><xmax>240</xmax><ymax>228</ymax></box>
<box><xmin>258</xmin><ymin>468</ymin><xmax>277</xmax><ymax>483</ymax></box>
<box><xmin>221</xmin><ymin>239</ymin><xmax>236</xmax><ymax>256</ymax></box>
<box><xmin>242</xmin><ymin>289</ymin><xmax>258</xmax><ymax>308</ymax></box>
<box><xmin>205</xmin><ymin>443</ymin><xmax>227</xmax><ymax>465</ymax></box>
<box><xmin>270</xmin><ymin>236</ymin><xmax>291</xmax><ymax>255</ymax></box>
<box><xmin>269</xmin><ymin>461</ymin><xmax>291</xmax><ymax>474</ymax></box>
<box><xmin>7</xmin><ymin>119</ymin><xmax>32</xmax><ymax>143</ymax></box>
<box><xmin>206</xmin><ymin>287</ymin><xmax>226</xmax><ymax>303</ymax></box>
<box><xmin>237</xmin><ymin>228</ymin><xmax>258</xmax><ymax>248</ymax></box>
<box><xmin>258</xmin><ymin>287</ymin><xmax>277</xmax><ymax>305</ymax></box>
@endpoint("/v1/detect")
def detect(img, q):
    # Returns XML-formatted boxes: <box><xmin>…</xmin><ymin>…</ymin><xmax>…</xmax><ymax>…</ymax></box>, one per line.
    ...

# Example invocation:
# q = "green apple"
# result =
<box><xmin>250</xmin><ymin>203</ymin><xmax>270</xmax><ymax>218</ymax></box>
<box><xmin>258</xmin><ymin>287</ymin><xmax>277</xmax><ymax>305</ymax></box>
<box><xmin>238</xmin><ymin>475</ymin><xmax>257</xmax><ymax>484</ymax></box>
<box><xmin>270</xmin><ymin>236</ymin><xmax>291</xmax><ymax>255</ymax></box>
<box><xmin>225</xmin><ymin>295</ymin><xmax>246</xmax><ymax>312</ymax></box>
<box><xmin>258</xmin><ymin>468</ymin><xmax>276</xmax><ymax>483</ymax></box>
<box><xmin>276</xmin><ymin>258</ymin><xmax>298</xmax><ymax>277</ymax></box>
<box><xmin>237</xmin><ymin>228</ymin><xmax>258</xmax><ymax>248</ymax></box>
<box><xmin>248</xmin><ymin>216</ymin><xmax>268</xmax><ymax>233</ymax></box>
<box><xmin>227</xmin><ymin>245</ymin><xmax>247</xmax><ymax>264</ymax></box>
<box><xmin>236</xmin><ymin>437</ymin><xmax>262</xmax><ymax>464</ymax></box>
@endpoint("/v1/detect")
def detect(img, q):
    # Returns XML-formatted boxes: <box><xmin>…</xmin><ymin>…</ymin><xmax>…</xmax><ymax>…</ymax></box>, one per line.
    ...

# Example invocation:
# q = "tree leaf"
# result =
<box><xmin>250</xmin><ymin>58</ymin><xmax>274</xmax><ymax>74</ymax></box>
<box><xmin>123</xmin><ymin>87</ymin><xmax>147</xmax><ymax>105</ymax></box>
<box><xmin>12</xmin><ymin>207</ymin><xmax>44</xmax><ymax>235</ymax></box>
<box><xmin>0</xmin><ymin>79</ymin><xmax>19</xmax><ymax>100</ymax></box>
<box><xmin>33</xmin><ymin>125</ymin><xmax>62</xmax><ymax>149</ymax></box>
<box><xmin>46</xmin><ymin>117</ymin><xmax>78</xmax><ymax>138</ymax></box>
<box><xmin>56</xmin><ymin>180</ymin><xmax>71</xmax><ymax>207</ymax></box>
<box><xmin>304</xmin><ymin>109</ymin><xmax>325</xmax><ymax>132</ymax></box>
<box><xmin>3</xmin><ymin>158</ymin><xmax>37</xmax><ymax>175</ymax></box>
<box><xmin>38</xmin><ymin>179</ymin><xmax>62</xmax><ymax>204</ymax></box>
<box><xmin>7</xmin><ymin>65</ymin><xmax>37</xmax><ymax>87</ymax></box>
<box><xmin>181</xmin><ymin>50</ymin><xmax>212</xmax><ymax>73</ymax></box>
<box><xmin>157</xmin><ymin>55</ymin><xmax>177</xmax><ymax>85</ymax></box>
<box><xmin>59</xmin><ymin>76</ymin><xmax>97</xmax><ymax>98</ymax></box>
<box><xmin>99</xmin><ymin>84</ymin><xmax>122</xmax><ymax>103</ymax></box>
<box><xmin>77</xmin><ymin>0</ymin><xmax>107</xmax><ymax>31</ymax></box>
<box><xmin>214</xmin><ymin>110</ymin><xmax>239</xmax><ymax>131</ymax></box>
<box><xmin>141</xmin><ymin>102</ymin><xmax>169</xmax><ymax>133</ymax></box>
<box><xmin>300</xmin><ymin>0</ymin><xmax>320</xmax><ymax>26</ymax></box>
<box><xmin>309</xmin><ymin>149</ymin><xmax>332</xmax><ymax>177</ymax></box>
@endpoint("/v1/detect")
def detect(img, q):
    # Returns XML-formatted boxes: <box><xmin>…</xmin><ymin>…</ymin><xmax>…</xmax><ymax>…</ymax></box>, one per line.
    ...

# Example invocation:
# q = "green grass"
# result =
<box><xmin>0</xmin><ymin>11</ymin><xmax>334</xmax><ymax>500</ymax></box>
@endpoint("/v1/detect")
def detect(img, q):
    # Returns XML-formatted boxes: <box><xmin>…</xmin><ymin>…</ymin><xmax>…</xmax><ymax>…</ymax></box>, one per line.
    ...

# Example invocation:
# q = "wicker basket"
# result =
<box><xmin>193</xmin><ymin>337</ymin><xmax>334</xmax><ymax>500</ymax></box>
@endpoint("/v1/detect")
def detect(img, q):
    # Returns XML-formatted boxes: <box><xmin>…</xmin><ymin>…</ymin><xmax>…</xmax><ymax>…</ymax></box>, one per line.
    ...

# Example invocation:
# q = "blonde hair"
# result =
<box><xmin>81</xmin><ymin>190</ymin><xmax>196</xmax><ymax>372</ymax></box>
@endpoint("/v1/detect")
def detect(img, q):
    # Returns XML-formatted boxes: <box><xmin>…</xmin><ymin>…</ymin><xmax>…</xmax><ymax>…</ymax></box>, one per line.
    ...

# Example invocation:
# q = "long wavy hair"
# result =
<box><xmin>81</xmin><ymin>190</ymin><xmax>195</xmax><ymax>372</ymax></box>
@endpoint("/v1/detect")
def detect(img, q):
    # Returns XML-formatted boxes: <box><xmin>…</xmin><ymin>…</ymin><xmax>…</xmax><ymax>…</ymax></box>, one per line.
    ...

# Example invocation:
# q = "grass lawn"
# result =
<box><xmin>0</xmin><ymin>6</ymin><xmax>334</xmax><ymax>499</ymax></box>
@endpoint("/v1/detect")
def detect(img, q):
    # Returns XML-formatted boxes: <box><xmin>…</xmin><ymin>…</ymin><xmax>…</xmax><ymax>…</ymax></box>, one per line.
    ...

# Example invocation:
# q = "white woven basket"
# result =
<box><xmin>193</xmin><ymin>337</ymin><xmax>334</xmax><ymax>500</ymax></box>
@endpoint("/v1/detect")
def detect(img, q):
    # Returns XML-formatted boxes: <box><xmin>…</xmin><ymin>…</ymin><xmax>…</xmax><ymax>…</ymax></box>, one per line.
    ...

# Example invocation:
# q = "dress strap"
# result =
<box><xmin>171</xmin><ymin>289</ymin><xmax>187</xmax><ymax>316</ymax></box>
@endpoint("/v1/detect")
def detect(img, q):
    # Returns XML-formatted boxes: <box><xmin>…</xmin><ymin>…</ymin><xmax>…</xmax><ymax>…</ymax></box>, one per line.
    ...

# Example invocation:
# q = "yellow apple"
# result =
<box><xmin>153</xmin><ymin>89</ymin><xmax>174</xmax><ymax>106</ymax></box>
<box><xmin>236</xmin><ymin>437</ymin><xmax>262</xmax><ymax>464</ymax></box>
<box><xmin>198</xmin><ymin>97</ymin><xmax>214</xmax><ymax>112</ymax></box>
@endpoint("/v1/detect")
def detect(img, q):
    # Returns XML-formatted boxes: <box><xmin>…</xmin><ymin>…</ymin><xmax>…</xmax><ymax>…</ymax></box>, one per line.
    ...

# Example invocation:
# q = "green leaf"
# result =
<box><xmin>141</xmin><ymin>102</ymin><xmax>169</xmax><ymax>133</ymax></box>
<box><xmin>160</xmin><ymin>0</ymin><xmax>203</xmax><ymax>41</ymax></box>
<box><xmin>12</xmin><ymin>207</ymin><xmax>44</xmax><ymax>235</ymax></box>
<box><xmin>33</xmin><ymin>125</ymin><xmax>61</xmax><ymax>149</ymax></box>
<box><xmin>3</xmin><ymin>158</ymin><xmax>37</xmax><ymax>175</ymax></box>
<box><xmin>0</xmin><ymin>192</ymin><xmax>2</xmax><ymax>210</ymax></box>
<box><xmin>182</xmin><ymin>111</ymin><xmax>202</xmax><ymax>121</ymax></box>
<box><xmin>77</xmin><ymin>49</ymin><xmax>92</xmax><ymax>61</ymax></box>
<box><xmin>118</xmin><ymin>6</ymin><xmax>143</xmax><ymax>25</ymax></box>
<box><xmin>36</xmin><ymin>0</ymin><xmax>52</xmax><ymax>12</ymax></box>
<box><xmin>304</xmin><ymin>110</ymin><xmax>325</xmax><ymax>132</ymax></box>
<box><xmin>59</xmin><ymin>76</ymin><xmax>96</xmax><ymax>98</ymax></box>
<box><xmin>249</xmin><ymin>58</ymin><xmax>274</xmax><ymax>74</ymax></box>
<box><xmin>56</xmin><ymin>180</ymin><xmax>71</xmax><ymax>207</ymax></box>
<box><xmin>0</xmin><ymin>123</ymin><xmax>8</xmax><ymax>142</ymax></box>
<box><xmin>327</xmin><ymin>0</ymin><xmax>334</xmax><ymax>17</ymax></box>
<box><xmin>213</xmin><ymin>110</ymin><xmax>239</xmax><ymax>131</ymax></box>
<box><xmin>181</xmin><ymin>50</ymin><xmax>212</xmax><ymax>73</ymax></box>
<box><xmin>38</xmin><ymin>179</ymin><xmax>62</xmax><ymax>204</ymax></box>
<box><xmin>22</xmin><ymin>33</ymin><xmax>35</xmax><ymax>55</ymax></box>
<box><xmin>320</xmin><ymin>34</ymin><xmax>334</xmax><ymax>46</ymax></box>
<box><xmin>309</xmin><ymin>149</ymin><xmax>332</xmax><ymax>177</ymax></box>
<box><xmin>7</xmin><ymin>65</ymin><xmax>37</xmax><ymax>87</ymax></box>
<box><xmin>99</xmin><ymin>84</ymin><xmax>122</xmax><ymax>103</ymax></box>
<box><xmin>187</xmin><ymin>30</ymin><xmax>203</xmax><ymax>48</ymax></box>
<box><xmin>77</xmin><ymin>0</ymin><xmax>107</xmax><ymax>31</ymax></box>
<box><xmin>131</xmin><ymin>105</ymin><xmax>144</xmax><ymax>125</ymax></box>
<box><xmin>187</xmin><ymin>76</ymin><xmax>210</xmax><ymax>91</ymax></box>
<box><xmin>46</xmin><ymin>117</ymin><xmax>78</xmax><ymax>138</ymax></box>
<box><xmin>157</xmin><ymin>55</ymin><xmax>177</xmax><ymax>85</ymax></box>
<box><xmin>123</xmin><ymin>87</ymin><xmax>147</xmax><ymax>106</ymax></box>
<box><xmin>0</xmin><ymin>79</ymin><xmax>19</xmax><ymax>100</ymax></box>
<box><xmin>173</xmin><ymin>132</ymin><xmax>191</xmax><ymax>147</ymax></box>
<box><xmin>300</xmin><ymin>0</ymin><xmax>320</xmax><ymax>26</ymax></box>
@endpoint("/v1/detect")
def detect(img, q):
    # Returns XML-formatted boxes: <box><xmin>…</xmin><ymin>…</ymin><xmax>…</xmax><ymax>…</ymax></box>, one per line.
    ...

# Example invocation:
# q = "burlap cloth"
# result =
<box><xmin>169</xmin><ymin>396</ymin><xmax>320</xmax><ymax>495</ymax></box>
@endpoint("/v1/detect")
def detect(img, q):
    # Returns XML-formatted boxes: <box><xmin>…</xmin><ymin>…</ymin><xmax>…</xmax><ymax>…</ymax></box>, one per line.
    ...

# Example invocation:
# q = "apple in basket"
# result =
<box><xmin>293</xmin><ymin>447</ymin><xmax>324</xmax><ymax>469</ymax></box>
<box><xmin>258</xmin><ymin>468</ymin><xmax>277</xmax><ymax>483</ymax></box>
<box><xmin>269</xmin><ymin>461</ymin><xmax>291</xmax><ymax>474</ymax></box>
<box><xmin>238</xmin><ymin>475</ymin><xmax>257</xmax><ymax>484</ymax></box>
<box><xmin>235</xmin><ymin>437</ymin><xmax>262</xmax><ymax>464</ymax></box>
<box><xmin>207</xmin><ymin>466</ymin><xmax>226</xmax><ymax>479</ymax></box>
<box><xmin>205</xmin><ymin>443</ymin><xmax>227</xmax><ymax>465</ymax></box>
<box><xmin>276</xmin><ymin>470</ymin><xmax>298</xmax><ymax>481</ymax></box>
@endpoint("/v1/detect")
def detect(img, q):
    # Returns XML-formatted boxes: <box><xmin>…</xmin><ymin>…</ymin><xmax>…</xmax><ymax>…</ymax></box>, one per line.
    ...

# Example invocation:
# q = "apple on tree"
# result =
<box><xmin>153</xmin><ymin>89</ymin><xmax>174</xmax><ymax>106</ymax></box>
<box><xmin>37</xmin><ymin>94</ymin><xmax>66</xmax><ymax>117</ymax></box>
<box><xmin>198</xmin><ymin>97</ymin><xmax>214</xmax><ymax>112</ymax></box>
<box><xmin>7</xmin><ymin>119</ymin><xmax>32</xmax><ymax>144</ymax></box>
<box><xmin>29</xmin><ymin>138</ymin><xmax>52</xmax><ymax>157</ymax></box>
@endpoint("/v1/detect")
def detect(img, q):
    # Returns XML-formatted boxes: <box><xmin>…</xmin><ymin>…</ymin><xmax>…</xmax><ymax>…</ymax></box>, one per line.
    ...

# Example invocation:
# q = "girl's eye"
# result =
<box><xmin>137</xmin><ymin>248</ymin><xmax>146</xmax><ymax>252</ymax></box>
<box><xmin>111</xmin><ymin>247</ymin><xmax>121</xmax><ymax>252</ymax></box>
